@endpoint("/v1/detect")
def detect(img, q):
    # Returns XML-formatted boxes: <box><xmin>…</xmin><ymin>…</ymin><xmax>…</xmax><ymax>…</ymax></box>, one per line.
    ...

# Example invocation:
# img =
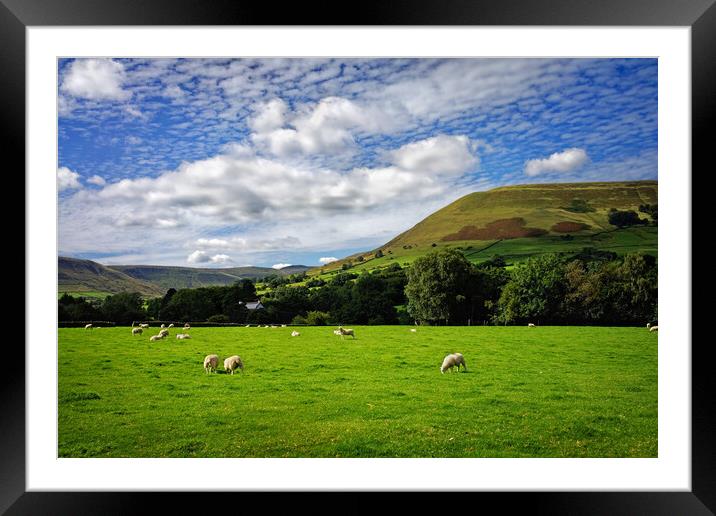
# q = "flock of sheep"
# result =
<box><xmin>85</xmin><ymin>319</ymin><xmax>659</xmax><ymax>377</ymax></box>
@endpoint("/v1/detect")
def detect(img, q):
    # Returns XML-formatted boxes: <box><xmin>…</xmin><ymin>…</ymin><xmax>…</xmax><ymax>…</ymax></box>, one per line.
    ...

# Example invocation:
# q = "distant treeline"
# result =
<box><xmin>59</xmin><ymin>248</ymin><xmax>657</xmax><ymax>326</ymax></box>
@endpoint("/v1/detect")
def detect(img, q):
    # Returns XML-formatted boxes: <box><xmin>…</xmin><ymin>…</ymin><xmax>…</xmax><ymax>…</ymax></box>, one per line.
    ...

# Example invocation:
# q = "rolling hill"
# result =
<box><xmin>109</xmin><ymin>264</ymin><xmax>311</xmax><ymax>290</ymax></box>
<box><xmin>317</xmin><ymin>180</ymin><xmax>657</xmax><ymax>273</ymax></box>
<box><xmin>58</xmin><ymin>258</ymin><xmax>312</xmax><ymax>296</ymax></box>
<box><xmin>58</xmin><ymin>257</ymin><xmax>166</xmax><ymax>297</ymax></box>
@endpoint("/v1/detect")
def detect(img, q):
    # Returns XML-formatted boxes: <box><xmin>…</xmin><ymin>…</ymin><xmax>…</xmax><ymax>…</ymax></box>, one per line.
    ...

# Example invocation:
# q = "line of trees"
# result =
<box><xmin>59</xmin><ymin>248</ymin><xmax>657</xmax><ymax>327</ymax></box>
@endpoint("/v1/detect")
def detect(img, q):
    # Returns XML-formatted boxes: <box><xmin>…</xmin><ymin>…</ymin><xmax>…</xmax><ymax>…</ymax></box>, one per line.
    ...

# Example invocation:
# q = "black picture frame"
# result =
<box><xmin>6</xmin><ymin>0</ymin><xmax>711</xmax><ymax>513</ymax></box>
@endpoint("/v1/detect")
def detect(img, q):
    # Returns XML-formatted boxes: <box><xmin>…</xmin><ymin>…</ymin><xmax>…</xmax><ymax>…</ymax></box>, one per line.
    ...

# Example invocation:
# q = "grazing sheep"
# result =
<box><xmin>245</xmin><ymin>324</ymin><xmax>251</xmax><ymax>328</ymax></box>
<box><xmin>333</xmin><ymin>329</ymin><xmax>342</xmax><ymax>336</ymax></box>
<box><xmin>224</xmin><ymin>355</ymin><xmax>244</xmax><ymax>375</ymax></box>
<box><xmin>183</xmin><ymin>323</ymin><xmax>191</xmax><ymax>329</ymax></box>
<box><xmin>132</xmin><ymin>327</ymin><xmax>143</xmax><ymax>336</ymax></box>
<box><xmin>281</xmin><ymin>324</ymin><xmax>287</xmax><ymax>327</ymax></box>
<box><xmin>160</xmin><ymin>324</ymin><xmax>166</xmax><ymax>329</ymax></box>
<box><xmin>528</xmin><ymin>323</ymin><xmax>535</xmax><ymax>327</ymax></box>
<box><xmin>204</xmin><ymin>354</ymin><xmax>219</xmax><ymax>374</ymax></box>
<box><xmin>84</xmin><ymin>323</ymin><xmax>93</xmax><ymax>330</ymax></box>
<box><xmin>149</xmin><ymin>334</ymin><xmax>164</xmax><ymax>342</ymax></box>
<box><xmin>337</xmin><ymin>326</ymin><xmax>355</xmax><ymax>339</ymax></box>
<box><xmin>140</xmin><ymin>323</ymin><xmax>149</xmax><ymax>329</ymax></box>
<box><xmin>649</xmin><ymin>325</ymin><xmax>658</xmax><ymax>332</ymax></box>
<box><xmin>441</xmin><ymin>353</ymin><xmax>467</xmax><ymax>374</ymax></box>
<box><xmin>176</xmin><ymin>333</ymin><xmax>191</xmax><ymax>339</ymax></box>
<box><xmin>410</xmin><ymin>328</ymin><xmax>417</xmax><ymax>333</ymax></box>
<box><xmin>291</xmin><ymin>331</ymin><xmax>300</xmax><ymax>337</ymax></box>
<box><xmin>168</xmin><ymin>323</ymin><xmax>174</xmax><ymax>328</ymax></box>
<box><xmin>159</xmin><ymin>329</ymin><xmax>169</xmax><ymax>338</ymax></box>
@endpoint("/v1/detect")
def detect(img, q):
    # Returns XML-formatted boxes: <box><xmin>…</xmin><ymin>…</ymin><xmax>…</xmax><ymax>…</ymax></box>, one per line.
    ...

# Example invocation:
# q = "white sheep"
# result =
<box><xmin>337</xmin><ymin>326</ymin><xmax>355</xmax><ymax>339</ymax></box>
<box><xmin>176</xmin><ymin>333</ymin><xmax>191</xmax><ymax>339</ymax></box>
<box><xmin>528</xmin><ymin>323</ymin><xmax>535</xmax><ymax>327</ymax></box>
<box><xmin>291</xmin><ymin>330</ymin><xmax>300</xmax><ymax>337</ymax></box>
<box><xmin>160</xmin><ymin>324</ymin><xmax>166</xmax><ymax>329</ymax></box>
<box><xmin>149</xmin><ymin>334</ymin><xmax>164</xmax><ymax>342</ymax></box>
<box><xmin>410</xmin><ymin>328</ymin><xmax>417</xmax><ymax>333</ymax></box>
<box><xmin>441</xmin><ymin>353</ymin><xmax>467</xmax><ymax>374</ymax></box>
<box><xmin>132</xmin><ymin>327</ymin><xmax>143</xmax><ymax>336</ymax></box>
<box><xmin>224</xmin><ymin>355</ymin><xmax>244</xmax><ymax>375</ymax></box>
<box><xmin>84</xmin><ymin>323</ymin><xmax>93</xmax><ymax>330</ymax></box>
<box><xmin>140</xmin><ymin>323</ymin><xmax>149</xmax><ymax>329</ymax></box>
<box><xmin>168</xmin><ymin>323</ymin><xmax>174</xmax><ymax>328</ymax></box>
<box><xmin>204</xmin><ymin>354</ymin><xmax>219</xmax><ymax>374</ymax></box>
<box><xmin>649</xmin><ymin>325</ymin><xmax>658</xmax><ymax>332</ymax></box>
<box><xmin>183</xmin><ymin>323</ymin><xmax>191</xmax><ymax>329</ymax></box>
<box><xmin>281</xmin><ymin>324</ymin><xmax>287</xmax><ymax>327</ymax></box>
<box><xmin>333</xmin><ymin>329</ymin><xmax>342</xmax><ymax>336</ymax></box>
<box><xmin>158</xmin><ymin>328</ymin><xmax>169</xmax><ymax>337</ymax></box>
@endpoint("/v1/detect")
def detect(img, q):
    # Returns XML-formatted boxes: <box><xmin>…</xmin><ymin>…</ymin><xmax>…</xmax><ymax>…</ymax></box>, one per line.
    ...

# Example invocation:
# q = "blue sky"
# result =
<box><xmin>57</xmin><ymin>58</ymin><xmax>657</xmax><ymax>268</ymax></box>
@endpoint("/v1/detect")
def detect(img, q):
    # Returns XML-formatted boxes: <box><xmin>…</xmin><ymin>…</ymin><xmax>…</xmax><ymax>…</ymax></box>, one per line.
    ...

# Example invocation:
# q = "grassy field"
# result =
<box><xmin>58</xmin><ymin>325</ymin><xmax>657</xmax><ymax>458</ymax></box>
<box><xmin>57</xmin><ymin>291</ymin><xmax>112</xmax><ymax>300</ymax></box>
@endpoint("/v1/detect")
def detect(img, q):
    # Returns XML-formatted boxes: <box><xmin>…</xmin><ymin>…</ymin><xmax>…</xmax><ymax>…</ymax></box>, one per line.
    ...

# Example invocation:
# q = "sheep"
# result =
<box><xmin>337</xmin><ymin>326</ymin><xmax>355</xmax><ymax>339</ymax></box>
<box><xmin>132</xmin><ymin>327</ymin><xmax>143</xmax><ymax>336</ymax></box>
<box><xmin>140</xmin><ymin>323</ymin><xmax>149</xmax><ymax>329</ymax></box>
<box><xmin>176</xmin><ymin>333</ymin><xmax>191</xmax><ymax>339</ymax></box>
<box><xmin>291</xmin><ymin>330</ymin><xmax>300</xmax><ymax>337</ymax></box>
<box><xmin>333</xmin><ymin>329</ymin><xmax>342</xmax><ymax>336</ymax></box>
<box><xmin>649</xmin><ymin>325</ymin><xmax>658</xmax><ymax>332</ymax></box>
<box><xmin>281</xmin><ymin>324</ymin><xmax>287</xmax><ymax>327</ymax></box>
<box><xmin>410</xmin><ymin>328</ymin><xmax>417</xmax><ymax>333</ymax></box>
<box><xmin>183</xmin><ymin>323</ymin><xmax>191</xmax><ymax>330</ymax></box>
<box><xmin>441</xmin><ymin>352</ymin><xmax>467</xmax><ymax>374</ymax></box>
<box><xmin>646</xmin><ymin>323</ymin><xmax>651</xmax><ymax>329</ymax></box>
<box><xmin>168</xmin><ymin>323</ymin><xmax>174</xmax><ymax>328</ymax></box>
<box><xmin>84</xmin><ymin>323</ymin><xmax>93</xmax><ymax>330</ymax></box>
<box><xmin>528</xmin><ymin>323</ymin><xmax>535</xmax><ymax>327</ymax></box>
<box><xmin>160</xmin><ymin>324</ymin><xmax>166</xmax><ymax>329</ymax></box>
<box><xmin>204</xmin><ymin>354</ymin><xmax>219</xmax><ymax>374</ymax></box>
<box><xmin>149</xmin><ymin>334</ymin><xmax>164</xmax><ymax>342</ymax></box>
<box><xmin>224</xmin><ymin>355</ymin><xmax>244</xmax><ymax>375</ymax></box>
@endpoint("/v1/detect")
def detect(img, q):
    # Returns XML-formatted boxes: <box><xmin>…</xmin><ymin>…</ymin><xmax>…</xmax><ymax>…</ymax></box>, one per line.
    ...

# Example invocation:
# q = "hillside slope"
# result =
<box><xmin>319</xmin><ymin>180</ymin><xmax>657</xmax><ymax>273</ymax></box>
<box><xmin>58</xmin><ymin>257</ymin><xmax>165</xmax><ymax>296</ymax></box>
<box><xmin>110</xmin><ymin>264</ymin><xmax>311</xmax><ymax>290</ymax></box>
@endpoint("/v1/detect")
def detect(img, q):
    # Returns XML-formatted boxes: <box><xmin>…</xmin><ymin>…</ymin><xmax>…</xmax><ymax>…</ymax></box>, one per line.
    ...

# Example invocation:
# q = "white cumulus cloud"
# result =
<box><xmin>272</xmin><ymin>263</ymin><xmax>292</xmax><ymax>269</ymax></box>
<box><xmin>524</xmin><ymin>148</ymin><xmax>589</xmax><ymax>176</ymax></box>
<box><xmin>87</xmin><ymin>175</ymin><xmax>106</xmax><ymax>186</ymax></box>
<box><xmin>57</xmin><ymin>167</ymin><xmax>82</xmax><ymax>191</ymax></box>
<box><xmin>319</xmin><ymin>257</ymin><xmax>338</xmax><ymax>264</ymax></box>
<box><xmin>61</xmin><ymin>59</ymin><xmax>131</xmax><ymax>101</ymax></box>
<box><xmin>187</xmin><ymin>250</ymin><xmax>231</xmax><ymax>264</ymax></box>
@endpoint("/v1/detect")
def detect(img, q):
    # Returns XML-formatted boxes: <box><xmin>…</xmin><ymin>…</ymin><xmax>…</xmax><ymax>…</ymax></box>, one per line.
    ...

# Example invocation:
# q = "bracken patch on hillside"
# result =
<box><xmin>441</xmin><ymin>217</ymin><xmax>548</xmax><ymax>241</ymax></box>
<box><xmin>551</xmin><ymin>222</ymin><xmax>592</xmax><ymax>233</ymax></box>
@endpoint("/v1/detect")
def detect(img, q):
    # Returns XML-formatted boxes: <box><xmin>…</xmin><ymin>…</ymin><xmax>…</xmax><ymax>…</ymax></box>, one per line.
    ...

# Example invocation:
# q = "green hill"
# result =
<box><xmin>58</xmin><ymin>257</ymin><xmax>165</xmax><ymax>297</ymax></box>
<box><xmin>59</xmin><ymin>257</ymin><xmax>313</xmax><ymax>296</ymax></box>
<box><xmin>110</xmin><ymin>264</ymin><xmax>311</xmax><ymax>290</ymax></box>
<box><xmin>317</xmin><ymin>180</ymin><xmax>657</xmax><ymax>274</ymax></box>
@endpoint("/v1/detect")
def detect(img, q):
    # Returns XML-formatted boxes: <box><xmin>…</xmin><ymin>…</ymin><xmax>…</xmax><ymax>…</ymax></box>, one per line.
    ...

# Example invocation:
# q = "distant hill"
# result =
<box><xmin>109</xmin><ymin>264</ymin><xmax>311</xmax><ymax>290</ymax></box>
<box><xmin>58</xmin><ymin>257</ymin><xmax>165</xmax><ymax>296</ymax></box>
<box><xmin>318</xmin><ymin>180</ymin><xmax>657</xmax><ymax>273</ymax></box>
<box><xmin>59</xmin><ymin>258</ymin><xmax>312</xmax><ymax>296</ymax></box>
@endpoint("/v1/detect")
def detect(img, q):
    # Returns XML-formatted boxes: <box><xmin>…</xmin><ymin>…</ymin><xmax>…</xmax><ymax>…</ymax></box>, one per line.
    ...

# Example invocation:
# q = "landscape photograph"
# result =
<box><xmin>57</xmin><ymin>57</ymin><xmax>658</xmax><ymax>458</ymax></box>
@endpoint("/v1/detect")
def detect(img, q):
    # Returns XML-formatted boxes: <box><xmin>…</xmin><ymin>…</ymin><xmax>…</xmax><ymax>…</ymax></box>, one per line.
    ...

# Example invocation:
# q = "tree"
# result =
<box><xmin>404</xmin><ymin>248</ymin><xmax>474</xmax><ymax>325</ymax></box>
<box><xmin>375</xmin><ymin>249</ymin><xmax>384</xmax><ymax>258</ymax></box>
<box><xmin>101</xmin><ymin>292</ymin><xmax>145</xmax><ymax>324</ymax></box>
<box><xmin>608</xmin><ymin>209</ymin><xmax>647</xmax><ymax>228</ymax></box>
<box><xmin>497</xmin><ymin>254</ymin><xmax>567</xmax><ymax>324</ymax></box>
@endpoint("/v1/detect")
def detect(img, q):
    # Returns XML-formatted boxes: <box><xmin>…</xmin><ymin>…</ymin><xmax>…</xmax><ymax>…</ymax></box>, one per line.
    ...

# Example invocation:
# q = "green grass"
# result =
<box><xmin>57</xmin><ymin>290</ymin><xmax>112</xmax><ymax>300</ymax></box>
<box><xmin>58</xmin><ymin>325</ymin><xmax>657</xmax><ymax>458</ymax></box>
